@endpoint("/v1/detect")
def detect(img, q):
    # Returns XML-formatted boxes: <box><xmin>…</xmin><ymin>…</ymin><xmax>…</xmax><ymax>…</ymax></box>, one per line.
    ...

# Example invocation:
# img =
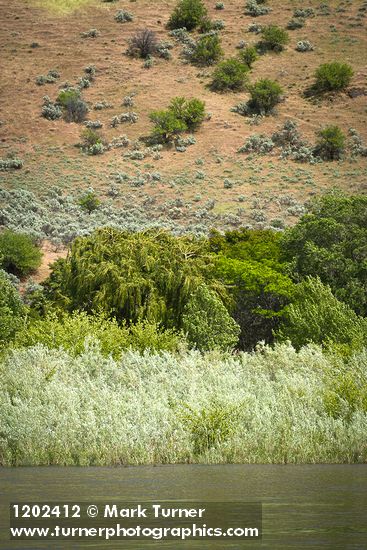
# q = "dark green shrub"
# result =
<box><xmin>190</xmin><ymin>34</ymin><xmax>223</xmax><ymax>65</ymax></box>
<box><xmin>210</xmin><ymin>58</ymin><xmax>249</xmax><ymax>91</ymax></box>
<box><xmin>0</xmin><ymin>231</ymin><xmax>42</xmax><ymax>277</ymax></box>
<box><xmin>169</xmin><ymin>97</ymin><xmax>206</xmax><ymax>130</ymax></box>
<box><xmin>248</xmin><ymin>79</ymin><xmax>283</xmax><ymax>113</ymax></box>
<box><xmin>260</xmin><ymin>25</ymin><xmax>290</xmax><ymax>52</ymax></box>
<box><xmin>167</xmin><ymin>0</ymin><xmax>207</xmax><ymax>31</ymax></box>
<box><xmin>314</xmin><ymin>62</ymin><xmax>353</xmax><ymax>92</ymax></box>
<box><xmin>198</xmin><ymin>16</ymin><xmax>214</xmax><ymax>33</ymax></box>
<box><xmin>149</xmin><ymin>110</ymin><xmax>187</xmax><ymax>142</ymax></box>
<box><xmin>315</xmin><ymin>126</ymin><xmax>346</xmax><ymax>160</ymax></box>
<box><xmin>79</xmin><ymin>190</ymin><xmax>101</xmax><ymax>213</ymax></box>
<box><xmin>57</xmin><ymin>89</ymin><xmax>88</xmax><ymax>123</ymax></box>
<box><xmin>239</xmin><ymin>46</ymin><xmax>258</xmax><ymax>67</ymax></box>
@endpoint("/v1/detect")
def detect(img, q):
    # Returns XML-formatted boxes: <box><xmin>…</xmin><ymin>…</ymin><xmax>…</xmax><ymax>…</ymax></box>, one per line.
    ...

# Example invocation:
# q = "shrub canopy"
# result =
<box><xmin>168</xmin><ymin>0</ymin><xmax>207</xmax><ymax>31</ymax></box>
<box><xmin>0</xmin><ymin>230</ymin><xmax>42</xmax><ymax>277</ymax></box>
<box><xmin>210</xmin><ymin>58</ymin><xmax>249</xmax><ymax>91</ymax></box>
<box><xmin>314</xmin><ymin>62</ymin><xmax>353</xmax><ymax>92</ymax></box>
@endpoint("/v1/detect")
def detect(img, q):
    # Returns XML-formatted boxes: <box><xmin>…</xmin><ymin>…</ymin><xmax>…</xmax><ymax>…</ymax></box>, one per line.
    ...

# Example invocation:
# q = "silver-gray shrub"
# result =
<box><xmin>244</xmin><ymin>0</ymin><xmax>270</xmax><ymax>17</ymax></box>
<box><xmin>238</xmin><ymin>134</ymin><xmax>275</xmax><ymax>154</ymax></box>
<box><xmin>0</xmin><ymin>157</ymin><xmax>23</xmax><ymax>171</ymax></box>
<box><xmin>41</xmin><ymin>96</ymin><xmax>62</xmax><ymax>120</ymax></box>
<box><xmin>1</xmin><ymin>343</ymin><xmax>366</xmax><ymax>465</ymax></box>
<box><xmin>296</xmin><ymin>40</ymin><xmax>314</xmax><ymax>52</ymax></box>
<box><xmin>114</xmin><ymin>10</ymin><xmax>133</xmax><ymax>23</ymax></box>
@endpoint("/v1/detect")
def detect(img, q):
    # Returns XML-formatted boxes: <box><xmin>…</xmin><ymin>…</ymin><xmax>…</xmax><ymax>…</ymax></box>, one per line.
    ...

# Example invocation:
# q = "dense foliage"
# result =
<box><xmin>248</xmin><ymin>79</ymin><xmax>283</xmax><ymax>114</ymax></box>
<box><xmin>167</xmin><ymin>0</ymin><xmax>207</xmax><ymax>31</ymax></box>
<box><xmin>314</xmin><ymin>62</ymin><xmax>354</xmax><ymax>92</ymax></box>
<box><xmin>0</xmin><ymin>230</ymin><xmax>42</xmax><ymax>277</ymax></box>
<box><xmin>1</xmin><ymin>343</ymin><xmax>366</xmax><ymax>465</ymax></box>
<box><xmin>210</xmin><ymin>58</ymin><xmax>249</xmax><ymax>91</ymax></box>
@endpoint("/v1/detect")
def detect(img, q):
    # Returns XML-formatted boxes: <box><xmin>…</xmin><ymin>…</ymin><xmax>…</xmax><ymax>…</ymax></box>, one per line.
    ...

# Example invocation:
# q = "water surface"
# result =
<box><xmin>0</xmin><ymin>465</ymin><xmax>366</xmax><ymax>549</ymax></box>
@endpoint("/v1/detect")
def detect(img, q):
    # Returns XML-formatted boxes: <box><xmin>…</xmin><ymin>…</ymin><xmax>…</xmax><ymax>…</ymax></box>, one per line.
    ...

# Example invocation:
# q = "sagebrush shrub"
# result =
<box><xmin>42</xmin><ymin>96</ymin><xmax>62</xmax><ymax>120</ymax></box>
<box><xmin>0</xmin><ymin>157</ymin><xmax>23</xmax><ymax>171</ymax></box>
<box><xmin>244</xmin><ymin>0</ymin><xmax>270</xmax><ymax>17</ymax></box>
<box><xmin>314</xmin><ymin>62</ymin><xmax>354</xmax><ymax>92</ymax></box>
<box><xmin>167</xmin><ymin>0</ymin><xmax>207</xmax><ymax>31</ymax></box>
<box><xmin>114</xmin><ymin>10</ymin><xmax>133</xmax><ymax>23</ymax></box>
<box><xmin>57</xmin><ymin>89</ymin><xmax>88</xmax><ymax>123</ymax></box>
<box><xmin>296</xmin><ymin>40</ymin><xmax>314</xmax><ymax>52</ymax></box>
<box><xmin>210</xmin><ymin>58</ymin><xmax>249</xmax><ymax>91</ymax></box>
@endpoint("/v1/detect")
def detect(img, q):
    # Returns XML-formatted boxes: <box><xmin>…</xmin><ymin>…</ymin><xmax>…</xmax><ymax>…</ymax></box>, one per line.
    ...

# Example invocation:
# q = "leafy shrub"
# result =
<box><xmin>244</xmin><ymin>0</ymin><xmax>270</xmax><ymax>17</ymax></box>
<box><xmin>260</xmin><ymin>25</ymin><xmax>290</xmax><ymax>52</ymax></box>
<box><xmin>0</xmin><ymin>271</ymin><xmax>25</xmax><ymax>347</ymax></box>
<box><xmin>167</xmin><ymin>0</ymin><xmax>207</xmax><ymax>31</ymax></box>
<box><xmin>114</xmin><ymin>10</ymin><xmax>133</xmax><ymax>23</ymax></box>
<box><xmin>189</xmin><ymin>33</ymin><xmax>223</xmax><ymax>65</ymax></box>
<box><xmin>248</xmin><ymin>79</ymin><xmax>283</xmax><ymax>114</ymax></box>
<box><xmin>0</xmin><ymin>230</ymin><xmax>42</xmax><ymax>277</ymax></box>
<box><xmin>215</xmin><ymin>2</ymin><xmax>224</xmax><ymax>9</ymax></box>
<box><xmin>79</xmin><ymin>190</ymin><xmax>101</xmax><ymax>213</ymax></box>
<box><xmin>127</xmin><ymin>29</ymin><xmax>157</xmax><ymax>58</ymax></box>
<box><xmin>14</xmin><ymin>311</ymin><xmax>182</xmax><ymax>357</ymax></box>
<box><xmin>239</xmin><ymin>46</ymin><xmax>258</xmax><ymax>67</ymax></box>
<box><xmin>169</xmin><ymin>97</ymin><xmax>206</xmax><ymax>130</ymax></box>
<box><xmin>182</xmin><ymin>284</ymin><xmax>240</xmax><ymax>351</ymax></box>
<box><xmin>149</xmin><ymin>110</ymin><xmax>187</xmax><ymax>142</ymax></box>
<box><xmin>57</xmin><ymin>89</ymin><xmax>88</xmax><ymax>123</ymax></box>
<box><xmin>296</xmin><ymin>40</ymin><xmax>314</xmax><ymax>52</ymax></box>
<box><xmin>275</xmin><ymin>277</ymin><xmax>367</xmax><ymax>354</ymax></box>
<box><xmin>315</xmin><ymin>126</ymin><xmax>346</xmax><ymax>160</ymax></box>
<box><xmin>210</xmin><ymin>58</ymin><xmax>249</xmax><ymax>91</ymax></box>
<box><xmin>314</xmin><ymin>62</ymin><xmax>354</xmax><ymax>92</ymax></box>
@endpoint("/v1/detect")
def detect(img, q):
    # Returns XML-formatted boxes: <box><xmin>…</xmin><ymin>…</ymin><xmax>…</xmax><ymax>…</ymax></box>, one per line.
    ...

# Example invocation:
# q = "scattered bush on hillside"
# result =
<box><xmin>349</xmin><ymin>128</ymin><xmax>367</xmax><ymax>157</ymax></box>
<box><xmin>78</xmin><ymin>190</ymin><xmax>101</xmax><ymax>213</ymax></box>
<box><xmin>167</xmin><ymin>0</ymin><xmax>208</xmax><ymax>31</ymax></box>
<box><xmin>248</xmin><ymin>79</ymin><xmax>283</xmax><ymax>114</ymax></box>
<box><xmin>314</xmin><ymin>126</ymin><xmax>346</xmax><ymax>160</ymax></box>
<box><xmin>294</xmin><ymin>7</ymin><xmax>314</xmax><ymax>18</ymax></box>
<box><xmin>188</xmin><ymin>33</ymin><xmax>223</xmax><ymax>65</ymax></box>
<box><xmin>57</xmin><ymin>89</ymin><xmax>88</xmax><ymax>123</ymax></box>
<box><xmin>0</xmin><ymin>230</ymin><xmax>42</xmax><ymax>277</ymax></box>
<box><xmin>296</xmin><ymin>40</ymin><xmax>314</xmax><ymax>52</ymax></box>
<box><xmin>259</xmin><ymin>25</ymin><xmax>290</xmax><ymax>52</ymax></box>
<box><xmin>210</xmin><ymin>58</ymin><xmax>249</xmax><ymax>91</ymax></box>
<box><xmin>314</xmin><ymin>62</ymin><xmax>354</xmax><ymax>92</ymax></box>
<box><xmin>238</xmin><ymin>134</ymin><xmax>275</xmax><ymax>154</ymax></box>
<box><xmin>0</xmin><ymin>156</ymin><xmax>23</xmax><ymax>171</ymax></box>
<box><xmin>149</xmin><ymin>110</ymin><xmax>187</xmax><ymax>143</ymax></box>
<box><xmin>127</xmin><ymin>29</ymin><xmax>158</xmax><ymax>58</ymax></box>
<box><xmin>114</xmin><ymin>10</ymin><xmax>133</xmax><ymax>23</ymax></box>
<box><xmin>287</xmin><ymin>18</ymin><xmax>305</xmax><ymax>30</ymax></box>
<box><xmin>41</xmin><ymin>96</ymin><xmax>62</xmax><ymax>120</ymax></box>
<box><xmin>80</xmin><ymin>129</ymin><xmax>105</xmax><ymax>155</ymax></box>
<box><xmin>169</xmin><ymin>97</ymin><xmax>206</xmax><ymax>130</ymax></box>
<box><xmin>244</xmin><ymin>0</ymin><xmax>270</xmax><ymax>17</ymax></box>
<box><xmin>81</xmin><ymin>29</ymin><xmax>99</xmax><ymax>38</ymax></box>
<box><xmin>239</xmin><ymin>46</ymin><xmax>258</xmax><ymax>68</ymax></box>
<box><xmin>215</xmin><ymin>2</ymin><xmax>224</xmax><ymax>9</ymax></box>
<box><xmin>36</xmin><ymin>69</ymin><xmax>60</xmax><ymax>86</ymax></box>
<box><xmin>247</xmin><ymin>22</ymin><xmax>262</xmax><ymax>33</ymax></box>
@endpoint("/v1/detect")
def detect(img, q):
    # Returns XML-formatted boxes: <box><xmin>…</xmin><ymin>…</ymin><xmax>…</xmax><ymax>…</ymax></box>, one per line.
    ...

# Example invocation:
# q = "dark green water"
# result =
<box><xmin>0</xmin><ymin>465</ymin><xmax>366</xmax><ymax>549</ymax></box>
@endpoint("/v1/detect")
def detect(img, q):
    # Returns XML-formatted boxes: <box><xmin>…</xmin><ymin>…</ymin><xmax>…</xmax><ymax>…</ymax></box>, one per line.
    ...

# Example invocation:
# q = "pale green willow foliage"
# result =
<box><xmin>0</xmin><ymin>342</ymin><xmax>366</xmax><ymax>466</ymax></box>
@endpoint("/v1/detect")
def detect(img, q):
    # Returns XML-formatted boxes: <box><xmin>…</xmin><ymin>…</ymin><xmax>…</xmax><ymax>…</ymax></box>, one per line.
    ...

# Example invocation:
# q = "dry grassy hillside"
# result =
<box><xmin>0</xmin><ymin>0</ymin><xmax>366</xmax><ymax>238</ymax></box>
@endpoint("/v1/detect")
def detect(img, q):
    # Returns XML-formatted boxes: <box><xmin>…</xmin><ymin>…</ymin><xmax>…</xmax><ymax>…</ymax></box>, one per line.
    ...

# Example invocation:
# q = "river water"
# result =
<box><xmin>1</xmin><ymin>464</ymin><xmax>366</xmax><ymax>549</ymax></box>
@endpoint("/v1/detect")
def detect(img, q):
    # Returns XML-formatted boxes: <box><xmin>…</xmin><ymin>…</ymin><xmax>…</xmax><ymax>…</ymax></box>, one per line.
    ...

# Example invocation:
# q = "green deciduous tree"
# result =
<box><xmin>182</xmin><ymin>284</ymin><xmax>240</xmax><ymax>351</ymax></box>
<box><xmin>275</xmin><ymin>277</ymin><xmax>367</xmax><ymax>354</ymax></box>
